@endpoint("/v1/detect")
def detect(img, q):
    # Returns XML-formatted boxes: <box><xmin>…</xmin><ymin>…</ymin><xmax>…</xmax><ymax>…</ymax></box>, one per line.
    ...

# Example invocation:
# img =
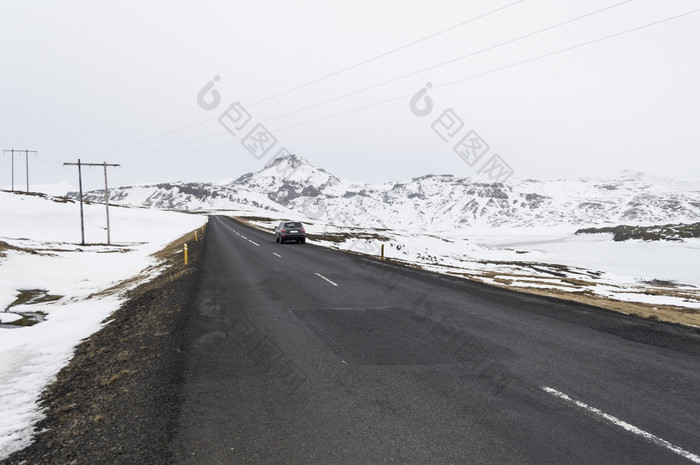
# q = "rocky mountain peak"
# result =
<box><xmin>263</xmin><ymin>153</ymin><xmax>309</xmax><ymax>170</ymax></box>
<box><xmin>68</xmin><ymin>159</ymin><xmax>700</xmax><ymax>229</ymax></box>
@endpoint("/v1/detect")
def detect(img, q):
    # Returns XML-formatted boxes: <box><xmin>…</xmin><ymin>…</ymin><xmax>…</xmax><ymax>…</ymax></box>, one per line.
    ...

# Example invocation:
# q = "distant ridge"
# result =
<box><xmin>68</xmin><ymin>154</ymin><xmax>700</xmax><ymax>228</ymax></box>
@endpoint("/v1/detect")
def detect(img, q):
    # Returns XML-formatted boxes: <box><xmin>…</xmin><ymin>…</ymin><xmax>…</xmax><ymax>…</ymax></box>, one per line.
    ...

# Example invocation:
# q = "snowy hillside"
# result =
<box><xmin>76</xmin><ymin>182</ymin><xmax>288</xmax><ymax>213</ymax></box>
<box><xmin>69</xmin><ymin>154</ymin><xmax>700</xmax><ymax>228</ymax></box>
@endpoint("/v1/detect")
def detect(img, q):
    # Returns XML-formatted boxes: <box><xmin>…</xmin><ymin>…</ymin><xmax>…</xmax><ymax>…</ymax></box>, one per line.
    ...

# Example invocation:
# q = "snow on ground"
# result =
<box><xmin>0</xmin><ymin>190</ymin><xmax>206</xmax><ymax>459</ymax></box>
<box><xmin>464</xmin><ymin>227</ymin><xmax>700</xmax><ymax>288</ymax></box>
<box><xmin>1</xmin><ymin>183</ymin><xmax>74</xmax><ymax>197</ymax></box>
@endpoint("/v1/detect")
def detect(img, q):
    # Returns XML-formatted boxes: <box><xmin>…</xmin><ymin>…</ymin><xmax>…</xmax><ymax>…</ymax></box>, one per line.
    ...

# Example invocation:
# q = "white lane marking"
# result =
<box><xmin>314</xmin><ymin>272</ymin><xmax>338</xmax><ymax>287</ymax></box>
<box><xmin>273</xmin><ymin>253</ymin><xmax>281</xmax><ymax>258</ymax></box>
<box><xmin>217</xmin><ymin>218</ymin><xmax>260</xmax><ymax>247</ymax></box>
<box><xmin>542</xmin><ymin>387</ymin><xmax>700</xmax><ymax>464</ymax></box>
<box><xmin>217</xmin><ymin>218</ymin><xmax>239</xmax><ymax>235</ymax></box>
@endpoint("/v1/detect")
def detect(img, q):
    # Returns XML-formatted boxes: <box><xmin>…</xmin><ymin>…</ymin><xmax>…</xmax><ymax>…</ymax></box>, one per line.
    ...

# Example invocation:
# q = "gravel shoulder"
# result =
<box><xmin>1</xmin><ymin>227</ymin><xmax>206</xmax><ymax>465</ymax></box>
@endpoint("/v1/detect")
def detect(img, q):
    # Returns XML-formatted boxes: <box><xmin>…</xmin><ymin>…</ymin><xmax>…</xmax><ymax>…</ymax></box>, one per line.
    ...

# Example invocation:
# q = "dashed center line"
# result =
<box><xmin>273</xmin><ymin>253</ymin><xmax>281</xmax><ymax>258</ymax></box>
<box><xmin>217</xmin><ymin>218</ymin><xmax>240</xmax><ymax>235</ymax></box>
<box><xmin>314</xmin><ymin>272</ymin><xmax>338</xmax><ymax>287</ymax></box>
<box><xmin>216</xmin><ymin>217</ymin><xmax>260</xmax><ymax>247</ymax></box>
<box><xmin>542</xmin><ymin>387</ymin><xmax>700</xmax><ymax>464</ymax></box>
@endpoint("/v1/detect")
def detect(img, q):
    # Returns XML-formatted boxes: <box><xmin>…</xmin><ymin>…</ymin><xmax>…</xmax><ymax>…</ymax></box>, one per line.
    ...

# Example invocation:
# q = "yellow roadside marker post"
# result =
<box><xmin>184</xmin><ymin>243</ymin><xmax>188</xmax><ymax>265</ymax></box>
<box><xmin>195</xmin><ymin>230</ymin><xmax>198</xmax><ymax>242</ymax></box>
<box><xmin>381</xmin><ymin>244</ymin><xmax>385</xmax><ymax>260</ymax></box>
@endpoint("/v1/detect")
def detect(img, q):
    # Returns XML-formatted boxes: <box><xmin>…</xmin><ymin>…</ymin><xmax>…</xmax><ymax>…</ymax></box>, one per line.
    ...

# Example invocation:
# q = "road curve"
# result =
<box><xmin>171</xmin><ymin>215</ymin><xmax>700</xmax><ymax>464</ymax></box>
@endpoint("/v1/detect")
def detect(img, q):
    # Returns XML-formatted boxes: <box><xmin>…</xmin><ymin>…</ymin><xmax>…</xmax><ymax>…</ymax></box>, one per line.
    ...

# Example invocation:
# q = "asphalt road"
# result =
<box><xmin>171</xmin><ymin>215</ymin><xmax>700</xmax><ymax>464</ymax></box>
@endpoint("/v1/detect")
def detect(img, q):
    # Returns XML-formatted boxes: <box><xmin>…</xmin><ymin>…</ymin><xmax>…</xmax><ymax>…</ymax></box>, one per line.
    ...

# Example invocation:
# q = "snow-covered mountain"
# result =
<box><xmin>69</xmin><ymin>154</ymin><xmax>700</xmax><ymax>228</ymax></box>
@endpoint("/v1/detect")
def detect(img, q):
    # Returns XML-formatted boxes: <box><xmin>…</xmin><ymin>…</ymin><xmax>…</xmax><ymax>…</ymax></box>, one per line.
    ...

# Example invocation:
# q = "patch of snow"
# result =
<box><xmin>0</xmin><ymin>313</ymin><xmax>22</xmax><ymax>324</ymax></box>
<box><xmin>0</xmin><ymin>190</ymin><xmax>206</xmax><ymax>459</ymax></box>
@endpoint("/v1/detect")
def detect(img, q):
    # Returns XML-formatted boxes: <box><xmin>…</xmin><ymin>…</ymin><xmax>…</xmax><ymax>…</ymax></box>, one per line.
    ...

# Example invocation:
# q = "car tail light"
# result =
<box><xmin>301</xmin><ymin>228</ymin><xmax>305</xmax><ymax>232</ymax></box>
<box><xmin>281</xmin><ymin>228</ymin><xmax>287</xmax><ymax>232</ymax></box>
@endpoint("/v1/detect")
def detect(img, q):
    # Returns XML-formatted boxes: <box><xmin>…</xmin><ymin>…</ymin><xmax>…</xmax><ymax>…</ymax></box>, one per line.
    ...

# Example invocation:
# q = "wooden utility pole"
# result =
<box><xmin>3</xmin><ymin>149</ymin><xmax>36</xmax><ymax>192</ymax></box>
<box><xmin>102</xmin><ymin>162</ymin><xmax>113</xmax><ymax>245</ymax></box>
<box><xmin>64</xmin><ymin>159</ymin><xmax>86</xmax><ymax>245</ymax></box>
<box><xmin>64</xmin><ymin>160</ymin><xmax>120</xmax><ymax>245</ymax></box>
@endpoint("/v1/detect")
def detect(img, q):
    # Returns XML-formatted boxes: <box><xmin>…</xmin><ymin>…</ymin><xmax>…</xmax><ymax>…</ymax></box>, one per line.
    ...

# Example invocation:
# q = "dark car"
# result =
<box><xmin>275</xmin><ymin>221</ymin><xmax>306</xmax><ymax>244</ymax></box>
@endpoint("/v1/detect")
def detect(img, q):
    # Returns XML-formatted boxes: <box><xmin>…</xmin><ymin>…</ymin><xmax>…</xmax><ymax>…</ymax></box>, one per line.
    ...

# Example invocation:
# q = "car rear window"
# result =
<box><xmin>285</xmin><ymin>222</ymin><xmax>303</xmax><ymax>228</ymax></box>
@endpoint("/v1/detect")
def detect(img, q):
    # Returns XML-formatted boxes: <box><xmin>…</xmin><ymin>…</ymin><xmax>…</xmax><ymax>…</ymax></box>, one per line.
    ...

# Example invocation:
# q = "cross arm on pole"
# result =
<box><xmin>63</xmin><ymin>160</ymin><xmax>121</xmax><ymax>245</ymax></box>
<box><xmin>64</xmin><ymin>162</ymin><xmax>120</xmax><ymax>167</ymax></box>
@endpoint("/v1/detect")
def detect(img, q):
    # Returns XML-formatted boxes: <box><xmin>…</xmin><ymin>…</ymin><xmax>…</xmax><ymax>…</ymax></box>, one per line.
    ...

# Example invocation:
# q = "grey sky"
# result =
<box><xmin>1</xmin><ymin>0</ymin><xmax>699</xmax><ymax>192</ymax></box>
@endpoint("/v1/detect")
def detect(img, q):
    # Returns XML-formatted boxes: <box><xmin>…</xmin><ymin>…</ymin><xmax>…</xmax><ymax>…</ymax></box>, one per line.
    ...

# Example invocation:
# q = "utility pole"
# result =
<box><xmin>102</xmin><ymin>162</ymin><xmax>114</xmax><ymax>245</ymax></box>
<box><xmin>63</xmin><ymin>160</ymin><xmax>120</xmax><ymax>245</ymax></box>
<box><xmin>3</xmin><ymin>149</ymin><xmax>36</xmax><ymax>192</ymax></box>
<box><xmin>64</xmin><ymin>159</ymin><xmax>86</xmax><ymax>245</ymax></box>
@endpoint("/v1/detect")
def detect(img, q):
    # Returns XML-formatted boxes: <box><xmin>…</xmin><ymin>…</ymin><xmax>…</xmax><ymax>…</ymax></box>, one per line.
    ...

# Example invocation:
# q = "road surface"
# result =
<box><xmin>171</xmin><ymin>215</ymin><xmax>700</xmax><ymax>464</ymax></box>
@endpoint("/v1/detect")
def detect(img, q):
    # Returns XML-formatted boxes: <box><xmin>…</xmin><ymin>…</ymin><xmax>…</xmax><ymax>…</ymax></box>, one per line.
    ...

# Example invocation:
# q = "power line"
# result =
<box><xmin>105</xmin><ymin>0</ymin><xmax>638</xmax><ymax>163</ymax></box>
<box><xmin>246</xmin><ymin>0</ymin><xmax>525</xmax><ymax>107</ymax></box>
<box><xmin>221</xmin><ymin>7</ymin><xmax>700</xmax><ymax>145</ymax></box>
<box><xmin>105</xmin><ymin>130</ymin><xmax>229</xmax><ymax>163</ymax></box>
<box><xmin>129</xmin><ymin>139</ymin><xmax>236</xmax><ymax>166</ymax></box>
<box><xmin>86</xmin><ymin>1</ymin><xmax>524</xmax><ymax>160</ymax></box>
<box><xmin>3</xmin><ymin>149</ymin><xmax>37</xmax><ymax>192</ymax></box>
<box><xmin>100</xmin><ymin>0</ymin><xmax>634</xmax><ymax>165</ymax></box>
<box><xmin>119</xmin><ymin>6</ymin><xmax>700</xmax><ymax>167</ymax></box>
<box><xmin>435</xmin><ymin>6</ymin><xmax>700</xmax><ymax>90</ymax></box>
<box><xmin>88</xmin><ymin>116</ymin><xmax>218</xmax><ymax>160</ymax></box>
<box><xmin>259</xmin><ymin>0</ymin><xmax>636</xmax><ymax>125</ymax></box>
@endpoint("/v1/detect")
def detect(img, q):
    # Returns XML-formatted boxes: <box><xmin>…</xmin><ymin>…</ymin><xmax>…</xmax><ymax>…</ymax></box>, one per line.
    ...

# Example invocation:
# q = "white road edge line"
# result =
<box><xmin>314</xmin><ymin>272</ymin><xmax>338</xmax><ymax>287</ymax></box>
<box><xmin>216</xmin><ymin>219</ymin><xmax>258</xmax><ymax>246</ymax></box>
<box><xmin>542</xmin><ymin>387</ymin><xmax>700</xmax><ymax>464</ymax></box>
<box><xmin>217</xmin><ymin>217</ymin><xmax>239</xmax><ymax>235</ymax></box>
<box><xmin>273</xmin><ymin>253</ymin><xmax>281</xmax><ymax>258</ymax></box>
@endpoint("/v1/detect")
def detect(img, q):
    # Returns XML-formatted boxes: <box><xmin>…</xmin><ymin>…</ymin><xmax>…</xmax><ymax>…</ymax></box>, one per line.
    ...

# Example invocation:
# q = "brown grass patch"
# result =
<box><xmin>306</xmin><ymin>231</ymin><xmax>392</xmax><ymax>244</ymax></box>
<box><xmin>236</xmin><ymin>215</ymin><xmax>277</xmax><ymax>223</ymax></box>
<box><xmin>444</xmin><ymin>259</ymin><xmax>700</xmax><ymax>326</ymax></box>
<box><xmin>7</xmin><ymin>289</ymin><xmax>63</xmax><ymax>307</ymax></box>
<box><xmin>87</xmin><ymin>223</ymin><xmax>207</xmax><ymax>300</ymax></box>
<box><xmin>0</xmin><ymin>240</ymin><xmax>40</xmax><ymax>258</ymax></box>
<box><xmin>100</xmin><ymin>369</ymin><xmax>138</xmax><ymax>386</ymax></box>
<box><xmin>446</xmin><ymin>266</ymin><xmax>700</xmax><ymax>326</ymax></box>
<box><xmin>499</xmin><ymin>281</ymin><xmax>699</xmax><ymax>327</ymax></box>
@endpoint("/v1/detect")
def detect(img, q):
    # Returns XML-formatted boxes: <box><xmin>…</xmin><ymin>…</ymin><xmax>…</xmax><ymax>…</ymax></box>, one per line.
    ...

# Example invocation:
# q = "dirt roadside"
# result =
<box><xmin>1</xmin><ymin>226</ymin><xmax>206</xmax><ymax>465</ymax></box>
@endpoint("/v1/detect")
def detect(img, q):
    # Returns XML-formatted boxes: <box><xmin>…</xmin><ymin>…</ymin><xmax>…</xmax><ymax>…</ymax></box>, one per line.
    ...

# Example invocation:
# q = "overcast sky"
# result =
<box><xmin>1</xmin><ymin>0</ymin><xmax>699</xmax><ymax>192</ymax></box>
